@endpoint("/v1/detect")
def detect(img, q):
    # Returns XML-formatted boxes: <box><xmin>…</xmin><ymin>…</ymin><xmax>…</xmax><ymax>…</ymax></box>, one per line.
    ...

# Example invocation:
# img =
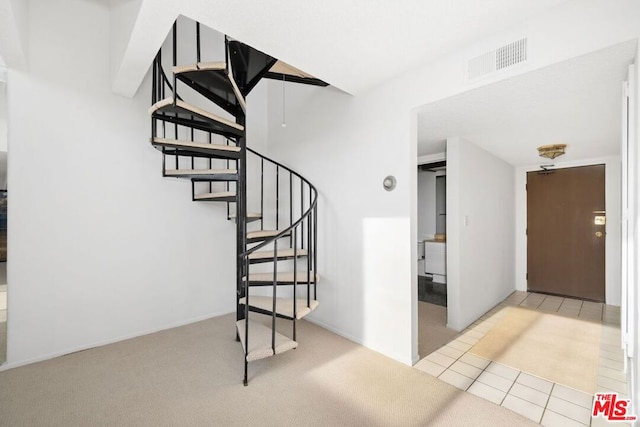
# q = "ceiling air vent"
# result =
<box><xmin>468</xmin><ymin>38</ymin><xmax>527</xmax><ymax>79</ymax></box>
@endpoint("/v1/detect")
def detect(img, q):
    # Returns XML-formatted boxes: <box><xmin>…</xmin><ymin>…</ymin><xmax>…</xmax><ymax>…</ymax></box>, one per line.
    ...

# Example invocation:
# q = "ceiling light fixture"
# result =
<box><xmin>537</xmin><ymin>144</ymin><xmax>567</xmax><ymax>160</ymax></box>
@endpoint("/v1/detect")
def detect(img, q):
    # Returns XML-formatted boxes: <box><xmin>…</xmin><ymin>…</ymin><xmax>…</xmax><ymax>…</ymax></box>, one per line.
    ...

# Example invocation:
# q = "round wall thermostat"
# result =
<box><xmin>383</xmin><ymin>175</ymin><xmax>396</xmax><ymax>191</ymax></box>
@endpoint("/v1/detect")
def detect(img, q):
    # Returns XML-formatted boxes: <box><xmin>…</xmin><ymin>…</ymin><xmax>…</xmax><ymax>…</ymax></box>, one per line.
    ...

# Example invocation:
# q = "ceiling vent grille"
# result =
<box><xmin>468</xmin><ymin>38</ymin><xmax>527</xmax><ymax>79</ymax></box>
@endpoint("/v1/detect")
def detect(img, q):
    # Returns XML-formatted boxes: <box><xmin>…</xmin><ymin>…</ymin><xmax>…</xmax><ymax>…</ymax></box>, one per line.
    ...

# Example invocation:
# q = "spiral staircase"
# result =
<box><xmin>149</xmin><ymin>21</ymin><xmax>325</xmax><ymax>385</ymax></box>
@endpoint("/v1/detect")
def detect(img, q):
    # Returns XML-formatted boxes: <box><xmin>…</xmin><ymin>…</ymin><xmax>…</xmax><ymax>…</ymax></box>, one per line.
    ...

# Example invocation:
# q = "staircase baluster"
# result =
<box><xmin>208</xmin><ymin>132</ymin><xmax>212</xmax><ymax>194</ymax></box>
<box><xmin>272</xmin><ymin>240</ymin><xmax>278</xmax><ymax>355</ymax></box>
<box><xmin>224</xmin><ymin>36</ymin><xmax>229</xmax><ymax>75</ymax></box>
<box><xmin>243</xmin><ymin>256</ymin><xmax>249</xmax><ymax>386</ymax></box>
<box><xmin>300</xmin><ymin>183</ymin><xmax>305</xmax><ymax>249</ymax></box>
<box><xmin>148</xmin><ymin>26</ymin><xmax>322</xmax><ymax>385</ymax></box>
<box><xmin>289</xmin><ymin>172</ymin><xmax>293</xmax><ymax>247</ymax></box>
<box><xmin>313</xmin><ymin>201</ymin><xmax>318</xmax><ymax>300</ymax></box>
<box><xmin>190</xmin><ymin>124</ymin><xmax>195</xmax><ymax>170</ymax></box>
<box><xmin>276</xmin><ymin>166</ymin><xmax>280</xmax><ymax>230</ymax></box>
<box><xmin>260</xmin><ymin>159</ymin><xmax>264</xmax><ymax>231</ymax></box>
<box><xmin>196</xmin><ymin>22</ymin><xmax>201</xmax><ymax>64</ymax></box>
<box><xmin>293</xmin><ymin>228</ymin><xmax>298</xmax><ymax>341</ymax></box>
<box><xmin>307</xmin><ymin>201</ymin><xmax>311</xmax><ymax>306</ymax></box>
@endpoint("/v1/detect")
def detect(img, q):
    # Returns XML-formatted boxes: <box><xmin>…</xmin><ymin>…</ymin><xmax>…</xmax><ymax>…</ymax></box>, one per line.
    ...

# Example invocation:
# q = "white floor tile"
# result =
<box><xmin>456</xmin><ymin>334</ymin><xmax>480</xmax><ymax>346</ymax></box>
<box><xmin>468</xmin><ymin>381</ymin><xmax>506</xmax><ymax>405</ymax></box>
<box><xmin>598</xmin><ymin>366</ymin><xmax>627</xmax><ymax>383</ymax></box>
<box><xmin>438</xmin><ymin>369</ymin><xmax>474</xmax><ymax>391</ymax></box>
<box><xmin>599</xmin><ymin>357</ymin><xmax>624</xmax><ymax>371</ymax></box>
<box><xmin>546</xmin><ymin>396</ymin><xmax>591</xmax><ymax>425</ymax></box>
<box><xmin>521</xmin><ymin>301</ymin><xmax>543</xmax><ymax>309</ymax></box>
<box><xmin>459</xmin><ymin>353</ymin><xmax>490</xmax><ymax>370</ymax></box>
<box><xmin>425</xmin><ymin>351</ymin><xmax>456</xmax><ymax>368</ymax></box>
<box><xmin>591</xmin><ymin>416</ymin><xmax>631</xmax><ymax>427</ymax></box>
<box><xmin>560</xmin><ymin>299</ymin><xmax>583</xmax><ymax>308</ymax></box>
<box><xmin>502</xmin><ymin>394</ymin><xmax>544</xmax><ymax>423</ymax></box>
<box><xmin>541</xmin><ymin>409</ymin><xmax>587</xmax><ymax>427</ymax></box>
<box><xmin>448</xmin><ymin>340</ymin><xmax>472</xmax><ymax>352</ymax></box>
<box><xmin>485</xmin><ymin>362</ymin><xmax>520</xmax><ymax>381</ymax></box>
<box><xmin>464</xmin><ymin>329</ymin><xmax>485</xmax><ymax>340</ymax></box>
<box><xmin>414</xmin><ymin>359</ymin><xmax>446</xmax><ymax>377</ymax></box>
<box><xmin>516</xmin><ymin>372</ymin><xmax>553</xmax><ymax>394</ymax></box>
<box><xmin>471</xmin><ymin>324</ymin><xmax>492</xmax><ymax>334</ymax></box>
<box><xmin>556</xmin><ymin>309</ymin><xmax>581</xmax><ymax>318</ymax></box>
<box><xmin>581</xmin><ymin>301</ymin><xmax>603</xmax><ymax>311</ymax></box>
<box><xmin>550</xmin><ymin>384</ymin><xmax>593</xmax><ymax>409</ymax></box>
<box><xmin>449</xmin><ymin>360</ymin><xmax>483</xmax><ymax>380</ymax></box>
<box><xmin>578</xmin><ymin>312</ymin><xmax>602</xmax><ymax>321</ymax></box>
<box><xmin>597</xmin><ymin>376</ymin><xmax>628</xmax><ymax>395</ymax></box>
<box><xmin>438</xmin><ymin>345</ymin><xmax>465</xmax><ymax>360</ymax></box>
<box><xmin>476</xmin><ymin>371</ymin><xmax>515</xmax><ymax>392</ymax></box>
<box><xmin>599</xmin><ymin>352</ymin><xmax>625</xmax><ymax>365</ymax></box>
<box><xmin>509</xmin><ymin>382</ymin><xmax>550</xmax><ymax>407</ymax></box>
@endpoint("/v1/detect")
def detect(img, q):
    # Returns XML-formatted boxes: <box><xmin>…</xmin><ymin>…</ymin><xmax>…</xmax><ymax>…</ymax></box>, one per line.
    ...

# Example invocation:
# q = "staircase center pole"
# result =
<box><xmin>236</xmin><ymin>117</ymin><xmax>247</xmax><ymax>321</ymax></box>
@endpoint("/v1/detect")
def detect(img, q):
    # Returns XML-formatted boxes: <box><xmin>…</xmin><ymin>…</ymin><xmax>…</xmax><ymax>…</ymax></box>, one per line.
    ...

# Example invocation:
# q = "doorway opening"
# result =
<box><xmin>417</xmin><ymin>160</ymin><xmax>455</xmax><ymax>356</ymax></box>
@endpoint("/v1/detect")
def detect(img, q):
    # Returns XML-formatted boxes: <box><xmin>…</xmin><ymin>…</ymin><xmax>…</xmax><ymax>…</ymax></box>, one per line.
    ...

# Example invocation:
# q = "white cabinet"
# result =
<box><xmin>424</xmin><ymin>241</ymin><xmax>446</xmax><ymax>283</ymax></box>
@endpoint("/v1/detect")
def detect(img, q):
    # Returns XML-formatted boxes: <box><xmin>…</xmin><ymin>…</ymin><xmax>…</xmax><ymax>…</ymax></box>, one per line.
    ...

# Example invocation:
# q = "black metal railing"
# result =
<box><xmin>150</xmin><ymin>18</ymin><xmax>319</xmax><ymax>386</ymax></box>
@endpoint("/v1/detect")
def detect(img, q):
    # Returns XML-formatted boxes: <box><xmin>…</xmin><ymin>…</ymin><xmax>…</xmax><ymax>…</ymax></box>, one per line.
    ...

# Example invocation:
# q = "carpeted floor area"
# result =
<box><xmin>0</xmin><ymin>313</ymin><xmax>538</xmax><ymax>426</ymax></box>
<box><xmin>418</xmin><ymin>301</ymin><xmax>458</xmax><ymax>358</ymax></box>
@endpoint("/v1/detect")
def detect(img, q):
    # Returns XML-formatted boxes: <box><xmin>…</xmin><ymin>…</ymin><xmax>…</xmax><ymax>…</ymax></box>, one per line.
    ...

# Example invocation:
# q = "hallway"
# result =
<box><xmin>415</xmin><ymin>291</ymin><xmax>628</xmax><ymax>426</ymax></box>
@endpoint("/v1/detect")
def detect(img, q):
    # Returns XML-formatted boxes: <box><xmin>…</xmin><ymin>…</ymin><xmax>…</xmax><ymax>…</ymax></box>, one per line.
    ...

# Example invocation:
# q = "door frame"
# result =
<box><xmin>514</xmin><ymin>156</ymin><xmax>622</xmax><ymax>305</ymax></box>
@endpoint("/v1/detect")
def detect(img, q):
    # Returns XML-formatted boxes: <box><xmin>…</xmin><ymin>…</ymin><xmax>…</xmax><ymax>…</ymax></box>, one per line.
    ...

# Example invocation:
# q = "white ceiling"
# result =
<box><xmin>200</xmin><ymin>0</ymin><xmax>573</xmax><ymax>94</ymax></box>
<box><xmin>417</xmin><ymin>40</ymin><xmax>637</xmax><ymax>166</ymax></box>
<box><xmin>112</xmin><ymin>0</ymin><xmax>573</xmax><ymax>96</ymax></box>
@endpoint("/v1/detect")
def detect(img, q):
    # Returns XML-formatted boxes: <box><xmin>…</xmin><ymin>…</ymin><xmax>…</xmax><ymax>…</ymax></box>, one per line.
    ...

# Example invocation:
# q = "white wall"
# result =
<box><xmin>514</xmin><ymin>157</ymin><xmax>622</xmax><ymax>305</ymax></box>
<box><xmin>630</xmin><ymin>42</ymin><xmax>640</xmax><ymax>420</ymax></box>
<box><xmin>263</xmin><ymin>0</ymin><xmax>640</xmax><ymax>365</ymax></box>
<box><xmin>446</xmin><ymin>137</ymin><xmax>515</xmax><ymax>331</ymax></box>
<box><xmin>0</xmin><ymin>81</ymin><xmax>5</xmax><ymax>190</ymax></box>
<box><xmin>0</xmin><ymin>81</ymin><xmax>6</xmax><ymax>152</ymax></box>
<box><xmin>267</xmin><ymin>79</ymin><xmax>415</xmax><ymax>363</ymax></box>
<box><xmin>0</xmin><ymin>0</ymin><xmax>28</xmax><ymax>68</ymax></box>
<box><xmin>2</xmin><ymin>0</ymin><xmax>249</xmax><ymax>368</ymax></box>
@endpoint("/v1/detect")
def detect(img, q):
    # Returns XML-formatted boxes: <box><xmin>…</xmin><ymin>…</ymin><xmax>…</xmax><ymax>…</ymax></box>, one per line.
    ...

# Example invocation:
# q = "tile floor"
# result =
<box><xmin>415</xmin><ymin>291</ymin><xmax>631</xmax><ymax>426</ymax></box>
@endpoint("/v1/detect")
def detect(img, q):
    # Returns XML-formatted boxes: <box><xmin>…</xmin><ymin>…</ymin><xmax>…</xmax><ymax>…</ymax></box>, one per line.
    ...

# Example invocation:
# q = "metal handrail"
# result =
<box><xmin>241</xmin><ymin>147</ymin><xmax>318</xmax><ymax>257</ymax></box>
<box><xmin>150</xmin><ymin>19</ymin><xmax>319</xmax><ymax>386</ymax></box>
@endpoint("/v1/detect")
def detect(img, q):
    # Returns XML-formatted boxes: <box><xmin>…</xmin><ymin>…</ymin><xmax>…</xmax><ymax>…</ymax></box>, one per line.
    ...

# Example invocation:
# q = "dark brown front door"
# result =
<box><xmin>527</xmin><ymin>165</ymin><xmax>605</xmax><ymax>301</ymax></box>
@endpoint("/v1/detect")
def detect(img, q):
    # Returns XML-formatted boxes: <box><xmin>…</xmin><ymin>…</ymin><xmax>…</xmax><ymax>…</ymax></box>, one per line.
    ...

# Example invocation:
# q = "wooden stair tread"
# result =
<box><xmin>229</xmin><ymin>212</ymin><xmax>261</xmax><ymax>219</ymax></box>
<box><xmin>239</xmin><ymin>296</ymin><xmax>318</xmax><ymax>320</ymax></box>
<box><xmin>194</xmin><ymin>191</ymin><xmax>236</xmax><ymax>200</ymax></box>
<box><xmin>249</xmin><ymin>248</ymin><xmax>308</xmax><ymax>260</ymax></box>
<box><xmin>165</xmin><ymin>168</ymin><xmax>237</xmax><ymax>176</ymax></box>
<box><xmin>236</xmin><ymin>319</ymin><xmax>298</xmax><ymax>362</ymax></box>
<box><xmin>151</xmin><ymin>137</ymin><xmax>240</xmax><ymax>153</ymax></box>
<box><xmin>269</xmin><ymin>61</ymin><xmax>317</xmax><ymax>79</ymax></box>
<box><xmin>149</xmin><ymin>98</ymin><xmax>244</xmax><ymax>133</ymax></box>
<box><xmin>173</xmin><ymin>62</ymin><xmax>226</xmax><ymax>74</ymax></box>
<box><xmin>245</xmin><ymin>271</ymin><xmax>320</xmax><ymax>284</ymax></box>
<box><xmin>247</xmin><ymin>229</ymin><xmax>286</xmax><ymax>240</ymax></box>
<box><xmin>173</xmin><ymin>62</ymin><xmax>247</xmax><ymax>113</ymax></box>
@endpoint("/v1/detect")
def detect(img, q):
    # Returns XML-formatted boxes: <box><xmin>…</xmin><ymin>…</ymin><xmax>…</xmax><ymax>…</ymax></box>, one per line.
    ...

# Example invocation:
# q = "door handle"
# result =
<box><xmin>595</xmin><ymin>231</ymin><xmax>603</xmax><ymax>238</ymax></box>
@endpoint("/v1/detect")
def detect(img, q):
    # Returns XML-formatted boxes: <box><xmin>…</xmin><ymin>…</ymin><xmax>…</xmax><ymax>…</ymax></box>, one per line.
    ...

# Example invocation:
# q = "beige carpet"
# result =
<box><xmin>470</xmin><ymin>306</ymin><xmax>601</xmax><ymax>394</ymax></box>
<box><xmin>419</xmin><ymin>302</ymin><xmax>459</xmax><ymax>358</ymax></box>
<box><xmin>0</xmin><ymin>313</ymin><xmax>538</xmax><ymax>426</ymax></box>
